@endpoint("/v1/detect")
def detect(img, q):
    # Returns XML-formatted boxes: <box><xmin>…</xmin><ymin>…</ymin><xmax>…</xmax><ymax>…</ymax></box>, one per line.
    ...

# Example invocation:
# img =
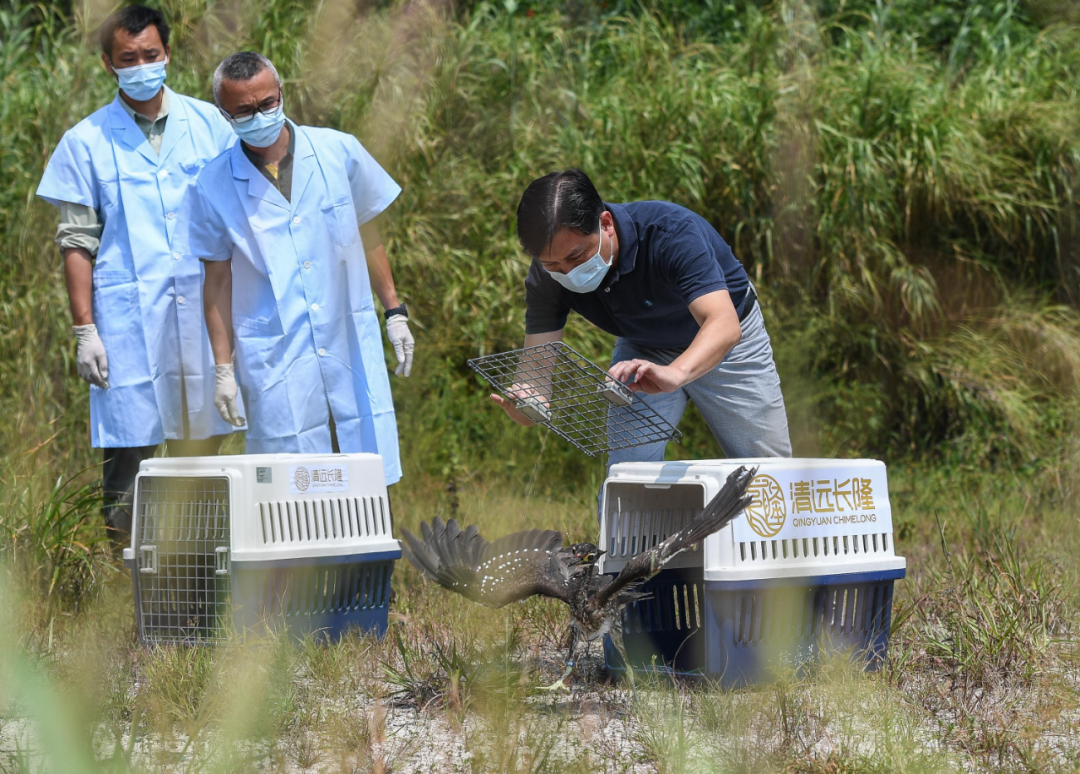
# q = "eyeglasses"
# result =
<box><xmin>219</xmin><ymin>90</ymin><xmax>282</xmax><ymax>124</ymax></box>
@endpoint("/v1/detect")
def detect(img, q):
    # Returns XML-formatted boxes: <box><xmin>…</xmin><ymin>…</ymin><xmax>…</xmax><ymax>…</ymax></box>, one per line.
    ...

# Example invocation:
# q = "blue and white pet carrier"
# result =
<box><xmin>122</xmin><ymin>453</ymin><xmax>400</xmax><ymax>644</ymax></box>
<box><xmin>598</xmin><ymin>458</ymin><xmax>906</xmax><ymax>687</ymax></box>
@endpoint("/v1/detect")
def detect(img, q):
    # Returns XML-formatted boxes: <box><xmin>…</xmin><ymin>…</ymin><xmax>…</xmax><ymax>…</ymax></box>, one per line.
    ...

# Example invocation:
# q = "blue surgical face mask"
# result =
<box><xmin>229</xmin><ymin>104</ymin><xmax>287</xmax><ymax>149</ymax></box>
<box><xmin>113</xmin><ymin>58</ymin><xmax>168</xmax><ymax>102</ymax></box>
<box><xmin>546</xmin><ymin>218</ymin><xmax>613</xmax><ymax>294</ymax></box>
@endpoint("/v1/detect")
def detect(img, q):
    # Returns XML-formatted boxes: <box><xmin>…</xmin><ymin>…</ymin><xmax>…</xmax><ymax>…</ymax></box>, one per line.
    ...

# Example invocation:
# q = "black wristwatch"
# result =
<box><xmin>383</xmin><ymin>303</ymin><xmax>408</xmax><ymax>320</ymax></box>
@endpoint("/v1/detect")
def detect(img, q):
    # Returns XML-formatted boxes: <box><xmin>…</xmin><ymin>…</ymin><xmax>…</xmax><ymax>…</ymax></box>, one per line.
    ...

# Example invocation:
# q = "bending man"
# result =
<box><xmin>493</xmin><ymin>169</ymin><xmax>791</xmax><ymax>462</ymax></box>
<box><xmin>179</xmin><ymin>52</ymin><xmax>413</xmax><ymax>486</ymax></box>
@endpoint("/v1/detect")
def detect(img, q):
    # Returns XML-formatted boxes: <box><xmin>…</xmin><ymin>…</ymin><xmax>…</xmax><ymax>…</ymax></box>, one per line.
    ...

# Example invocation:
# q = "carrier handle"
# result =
<box><xmin>138</xmin><ymin>545</ymin><xmax>157</xmax><ymax>575</ymax></box>
<box><xmin>514</xmin><ymin>395</ymin><xmax>551</xmax><ymax>424</ymax></box>
<box><xmin>598</xmin><ymin>381</ymin><xmax>634</xmax><ymax>407</ymax></box>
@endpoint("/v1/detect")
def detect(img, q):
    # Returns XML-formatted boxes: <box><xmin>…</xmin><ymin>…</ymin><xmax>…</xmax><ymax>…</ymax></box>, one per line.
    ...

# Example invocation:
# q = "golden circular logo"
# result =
<box><xmin>293</xmin><ymin>466</ymin><xmax>310</xmax><ymax>492</ymax></box>
<box><xmin>744</xmin><ymin>474</ymin><xmax>786</xmax><ymax>537</ymax></box>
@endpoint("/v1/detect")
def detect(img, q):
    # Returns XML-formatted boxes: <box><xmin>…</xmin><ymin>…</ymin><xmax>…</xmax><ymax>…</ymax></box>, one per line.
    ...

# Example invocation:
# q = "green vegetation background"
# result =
<box><xmin>2</xmin><ymin>3</ymin><xmax>1080</xmax><ymax>769</ymax></box>
<box><xmin>3</xmin><ymin>0</ymin><xmax>1080</xmax><ymax>495</ymax></box>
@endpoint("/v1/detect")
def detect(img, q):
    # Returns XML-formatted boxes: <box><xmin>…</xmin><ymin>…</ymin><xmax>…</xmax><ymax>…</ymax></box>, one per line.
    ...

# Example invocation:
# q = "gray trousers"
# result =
<box><xmin>607</xmin><ymin>302</ymin><xmax>792</xmax><ymax>466</ymax></box>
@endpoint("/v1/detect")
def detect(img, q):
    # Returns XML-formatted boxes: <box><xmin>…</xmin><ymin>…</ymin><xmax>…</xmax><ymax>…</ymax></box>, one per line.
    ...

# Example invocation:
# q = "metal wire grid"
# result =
<box><xmin>467</xmin><ymin>342</ymin><xmax>682</xmax><ymax>457</ymax></box>
<box><xmin>134</xmin><ymin>476</ymin><xmax>231</xmax><ymax>644</ymax></box>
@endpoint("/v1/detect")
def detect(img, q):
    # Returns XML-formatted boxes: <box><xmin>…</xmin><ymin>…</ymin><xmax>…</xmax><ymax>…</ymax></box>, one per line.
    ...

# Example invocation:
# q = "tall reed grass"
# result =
<box><xmin>4</xmin><ymin>0</ymin><xmax>1080</xmax><ymax>494</ymax></box>
<box><xmin>2</xmin><ymin>0</ymin><xmax>1080</xmax><ymax>563</ymax></box>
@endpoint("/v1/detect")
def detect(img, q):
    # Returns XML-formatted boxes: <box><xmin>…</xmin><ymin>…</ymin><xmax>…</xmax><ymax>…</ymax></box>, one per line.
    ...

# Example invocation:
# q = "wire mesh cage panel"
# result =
<box><xmin>133</xmin><ymin>476</ymin><xmax>231</xmax><ymax>645</ymax></box>
<box><xmin>467</xmin><ymin>342</ymin><xmax>681</xmax><ymax>457</ymax></box>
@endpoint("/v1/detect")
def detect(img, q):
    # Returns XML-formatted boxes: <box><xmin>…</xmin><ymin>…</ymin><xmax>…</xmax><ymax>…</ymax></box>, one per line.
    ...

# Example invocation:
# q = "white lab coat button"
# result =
<box><xmin>318</xmin><ymin>348</ymin><xmax>326</xmax><ymax>356</ymax></box>
<box><xmin>303</xmin><ymin>261</ymin><xmax>311</xmax><ymax>269</ymax></box>
<box><xmin>158</xmin><ymin>169</ymin><xmax>169</xmax><ymax>179</ymax></box>
<box><xmin>167</xmin><ymin>211</ymin><xmax>176</xmax><ymax>220</ymax></box>
<box><xmin>311</xmin><ymin>303</ymin><xmax>320</xmax><ymax>311</ymax></box>
<box><xmin>177</xmin><ymin>296</ymin><xmax>186</xmax><ymax>305</ymax></box>
<box><xmin>172</xmin><ymin>252</ymin><xmax>181</xmax><ymax>260</ymax></box>
<box><xmin>292</xmin><ymin>216</ymin><xmax>301</xmax><ymax>225</ymax></box>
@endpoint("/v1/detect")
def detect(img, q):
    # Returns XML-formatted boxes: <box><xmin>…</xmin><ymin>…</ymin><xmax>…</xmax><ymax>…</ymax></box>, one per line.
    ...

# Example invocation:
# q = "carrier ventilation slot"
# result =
<box><xmin>737</xmin><ymin>532</ymin><xmax>892</xmax><ymax>564</ymax></box>
<box><xmin>607</xmin><ymin>508</ymin><xmax>703</xmax><ymax>558</ymax></box>
<box><xmin>733</xmin><ymin>582</ymin><xmax>894</xmax><ymax>645</ymax></box>
<box><xmin>258</xmin><ymin>497</ymin><xmax>389</xmax><ymax>545</ymax></box>
<box><xmin>258</xmin><ymin>562</ymin><xmax>393</xmax><ymax>617</ymax></box>
<box><xmin>623</xmin><ymin>580</ymin><xmax>702</xmax><ymax>635</ymax></box>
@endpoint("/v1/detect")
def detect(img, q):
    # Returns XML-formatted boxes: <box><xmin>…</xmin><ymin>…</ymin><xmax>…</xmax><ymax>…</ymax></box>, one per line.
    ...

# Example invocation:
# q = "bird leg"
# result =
<box><xmin>539</xmin><ymin>627</ymin><xmax>577</xmax><ymax>692</ymax></box>
<box><xmin>610</xmin><ymin>623</ymin><xmax>636</xmax><ymax>697</ymax></box>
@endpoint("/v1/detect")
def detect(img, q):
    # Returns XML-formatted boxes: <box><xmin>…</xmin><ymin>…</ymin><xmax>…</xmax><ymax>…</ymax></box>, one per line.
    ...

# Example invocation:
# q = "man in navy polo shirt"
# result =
<box><xmin>491</xmin><ymin>169</ymin><xmax>792</xmax><ymax>463</ymax></box>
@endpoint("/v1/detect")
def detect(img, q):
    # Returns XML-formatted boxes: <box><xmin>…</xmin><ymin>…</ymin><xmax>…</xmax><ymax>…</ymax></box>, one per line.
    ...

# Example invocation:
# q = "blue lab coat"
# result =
<box><xmin>178</xmin><ymin>123</ymin><xmax>402</xmax><ymax>484</ymax></box>
<box><xmin>36</xmin><ymin>88</ymin><xmax>239</xmax><ymax>447</ymax></box>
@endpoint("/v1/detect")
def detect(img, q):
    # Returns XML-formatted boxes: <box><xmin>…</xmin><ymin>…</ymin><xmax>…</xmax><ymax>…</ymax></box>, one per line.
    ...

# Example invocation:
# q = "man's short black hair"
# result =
<box><xmin>516</xmin><ymin>169</ymin><xmax>606</xmax><ymax>258</ymax></box>
<box><xmin>99</xmin><ymin>5</ymin><xmax>170</xmax><ymax>58</ymax></box>
<box><xmin>216</xmin><ymin>51</ymin><xmax>271</xmax><ymax>84</ymax></box>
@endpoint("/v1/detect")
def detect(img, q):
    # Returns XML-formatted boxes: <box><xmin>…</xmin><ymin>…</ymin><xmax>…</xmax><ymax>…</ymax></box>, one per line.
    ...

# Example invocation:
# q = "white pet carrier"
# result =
<box><xmin>122</xmin><ymin>453</ymin><xmax>400</xmax><ymax>644</ymax></box>
<box><xmin>598</xmin><ymin>458</ymin><xmax>906</xmax><ymax>686</ymax></box>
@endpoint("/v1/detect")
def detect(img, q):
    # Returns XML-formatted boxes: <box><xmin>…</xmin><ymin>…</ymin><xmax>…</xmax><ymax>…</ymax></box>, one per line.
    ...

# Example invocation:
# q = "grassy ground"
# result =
<box><xmin>1</xmin><ymin>453</ymin><xmax>1077</xmax><ymax>773</ymax></box>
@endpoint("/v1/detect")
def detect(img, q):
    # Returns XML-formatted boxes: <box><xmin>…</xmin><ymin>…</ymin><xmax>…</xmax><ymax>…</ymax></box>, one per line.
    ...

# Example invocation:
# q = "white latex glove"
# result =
<box><xmin>386</xmin><ymin>314</ymin><xmax>414</xmax><ymax>377</ymax></box>
<box><xmin>214</xmin><ymin>363</ymin><xmax>246</xmax><ymax>427</ymax></box>
<box><xmin>73</xmin><ymin>323</ymin><xmax>109</xmax><ymax>388</ymax></box>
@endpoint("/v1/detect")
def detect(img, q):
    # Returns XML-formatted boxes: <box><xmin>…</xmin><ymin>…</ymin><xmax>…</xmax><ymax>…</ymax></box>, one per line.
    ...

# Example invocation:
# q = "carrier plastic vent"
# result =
<box><xmin>257</xmin><ymin>497</ymin><xmax>390</xmax><ymax>545</ymax></box>
<box><xmin>732</xmin><ymin>582</ymin><xmax>895</xmax><ymax>645</ymax></box>
<box><xmin>607</xmin><ymin>508</ymin><xmax>704</xmax><ymax>559</ymax></box>
<box><xmin>623</xmin><ymin>576</ymin><xmax>703</xmax><ymax>635</ymax></box>
<box><xmin>737</xmin><ymin>532</ymin><xmax>893</xmax><ymax>564</ymax></box>
<box><xmin>601</xmin><ymin>482</ymin><xmax>709</xmax><ymax>574</ymax></box>
<box><xmin>253</xmin><ymin>562</ymin><xmax>393</xmax><ymax>618</ymax></box>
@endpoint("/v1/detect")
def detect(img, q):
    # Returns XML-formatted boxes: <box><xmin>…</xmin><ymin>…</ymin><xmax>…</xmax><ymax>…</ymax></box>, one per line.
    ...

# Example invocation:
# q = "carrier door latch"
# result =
<box><xmin>139</xmin><ymin>545</ymin><xmax>157</xmax><ymax>575</ymax></box>
<box><xmin>215</xmin><ymin>546</ymin><xmax>230</xmax><ymax>576</ymax></box>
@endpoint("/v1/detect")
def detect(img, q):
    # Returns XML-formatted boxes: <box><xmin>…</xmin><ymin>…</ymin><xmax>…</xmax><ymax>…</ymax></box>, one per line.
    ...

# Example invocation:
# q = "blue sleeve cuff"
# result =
<box><xmin>356</xmin><ymin>186</ymin><xmax>401</xmax><ymax>227</ymax></box>
<box><xmin>685</xmin><ymin>282</ymin><xmax>727</xmax><ymax>305</ymax></box>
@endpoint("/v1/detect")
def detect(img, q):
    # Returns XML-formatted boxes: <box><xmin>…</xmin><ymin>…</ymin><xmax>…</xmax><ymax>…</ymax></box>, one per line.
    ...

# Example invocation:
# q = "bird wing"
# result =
<box><xmin>590</xmin><ymin>466</ymin><xmax>757</xmax><ymax>610</ymax></box>
<box><xmin>400</xmin><ymin>517</ymin><xmax>573</xmax><ymax>608</ymax></box>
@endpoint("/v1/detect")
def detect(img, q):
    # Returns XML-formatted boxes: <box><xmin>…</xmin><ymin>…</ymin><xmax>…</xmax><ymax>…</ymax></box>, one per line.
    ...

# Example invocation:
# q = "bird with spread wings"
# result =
<box><xmin>401</xmin><ymin>466</ymin><xmax>756</xmax><ymax>690</ymax></box>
